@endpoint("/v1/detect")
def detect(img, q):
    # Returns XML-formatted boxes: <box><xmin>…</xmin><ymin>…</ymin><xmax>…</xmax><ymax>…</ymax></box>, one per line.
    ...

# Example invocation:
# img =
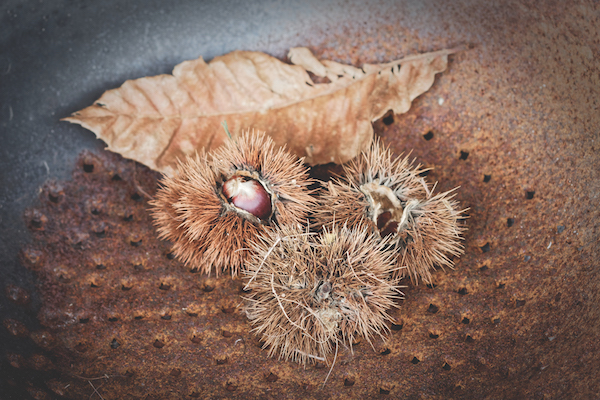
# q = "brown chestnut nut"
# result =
<box><xmin>222</xmin><ymin>176</ymin><xmax>272</xmax><ymax>220</ymax></box>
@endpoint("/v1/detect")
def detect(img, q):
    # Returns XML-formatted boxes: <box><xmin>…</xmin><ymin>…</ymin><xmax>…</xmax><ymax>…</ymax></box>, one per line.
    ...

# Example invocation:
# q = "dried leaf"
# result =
<box><xmin>64</xmin><ymin>47</ymin><xmax>458</xmax><ymax>175</ymax></box>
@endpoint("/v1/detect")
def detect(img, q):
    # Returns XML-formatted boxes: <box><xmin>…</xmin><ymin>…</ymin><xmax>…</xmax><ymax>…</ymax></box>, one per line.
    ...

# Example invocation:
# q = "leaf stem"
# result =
<box><xmin>221</xmin><ymin>120</ymin><xmax>232</xmax><ymax>140</ymax></box>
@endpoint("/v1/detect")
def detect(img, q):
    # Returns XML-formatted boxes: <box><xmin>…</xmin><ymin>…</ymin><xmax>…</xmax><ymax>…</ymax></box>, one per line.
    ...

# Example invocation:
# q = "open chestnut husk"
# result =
<box><xmin>151</xmin><ymin>131</ymin><xmax>315</xmax><ymax>276</ymax></box>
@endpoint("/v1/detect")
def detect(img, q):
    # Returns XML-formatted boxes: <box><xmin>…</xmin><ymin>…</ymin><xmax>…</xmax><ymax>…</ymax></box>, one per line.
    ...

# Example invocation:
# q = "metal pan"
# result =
<box><xmin>1</xmin><ymin>1</ymin><xmax>598</xmax><ymax>398</ymax></box>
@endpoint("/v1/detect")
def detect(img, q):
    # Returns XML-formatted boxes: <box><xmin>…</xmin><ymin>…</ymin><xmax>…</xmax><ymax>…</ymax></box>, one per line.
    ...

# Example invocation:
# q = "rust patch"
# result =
<box><xmin>7</xmin><ymin>3</ymin><xmax>600</xmax><ymax>398</ymax></box>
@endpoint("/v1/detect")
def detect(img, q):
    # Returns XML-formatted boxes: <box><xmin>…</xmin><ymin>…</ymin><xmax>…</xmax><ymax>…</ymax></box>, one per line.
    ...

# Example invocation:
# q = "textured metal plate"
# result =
<box><xmin>1</xmin><ymin>0</ymin><xmax>599</xmax><ymax>399</ymax></box>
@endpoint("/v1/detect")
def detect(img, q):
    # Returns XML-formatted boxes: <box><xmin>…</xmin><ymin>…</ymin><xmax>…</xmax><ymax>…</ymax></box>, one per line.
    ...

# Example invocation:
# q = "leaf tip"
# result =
<box><xmin>60</xmin><ymin>115</ymin><xmax>79</xmax><ymax>123</ymax></box>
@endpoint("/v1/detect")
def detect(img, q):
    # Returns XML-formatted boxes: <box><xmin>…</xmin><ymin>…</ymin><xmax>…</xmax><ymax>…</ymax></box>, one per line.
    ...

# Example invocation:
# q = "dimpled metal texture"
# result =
<box><xmin>4</xmin><ymin>1</ymin><xmax>600</xmax><ymax>399</ymax></box>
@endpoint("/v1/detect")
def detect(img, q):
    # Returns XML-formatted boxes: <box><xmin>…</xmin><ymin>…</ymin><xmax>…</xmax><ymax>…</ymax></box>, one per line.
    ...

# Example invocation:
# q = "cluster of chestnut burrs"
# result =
<box><xmin>151</xmin><ymin>131</ymin><xmax>465</xmax><ymax>365</ymax></box>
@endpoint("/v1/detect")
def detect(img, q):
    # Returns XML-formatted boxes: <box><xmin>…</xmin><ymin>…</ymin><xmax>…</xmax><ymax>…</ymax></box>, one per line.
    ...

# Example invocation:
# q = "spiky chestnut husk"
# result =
<box><xmin>314</xmin><ymin>139</ymin><xmax>466</xmax><ymax>285</ymax></box>
<box><xmin>243</xmin><ymin>224</ymin><xmax>403</xmax><ymax>365</ymax></box>
<box><xmin>150</xmin><ymin>131</ymin><xmax>315</xmax><ymax>276</ymax></box>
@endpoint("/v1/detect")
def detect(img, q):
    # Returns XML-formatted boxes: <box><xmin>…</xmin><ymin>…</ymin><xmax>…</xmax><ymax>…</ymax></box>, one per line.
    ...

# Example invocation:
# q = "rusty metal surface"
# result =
<box><xmin>2</xmin><ymin>0</ymin><xmax>600</xmax><ymax>399</ymax></box>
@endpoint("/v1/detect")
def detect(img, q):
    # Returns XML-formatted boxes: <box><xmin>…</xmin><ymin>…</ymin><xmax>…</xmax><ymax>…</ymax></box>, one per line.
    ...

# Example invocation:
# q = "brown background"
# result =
<box><xmin>1</xmin><ymin>0</ymin><xmax>599</xmax><ymax>399</ymax></box>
